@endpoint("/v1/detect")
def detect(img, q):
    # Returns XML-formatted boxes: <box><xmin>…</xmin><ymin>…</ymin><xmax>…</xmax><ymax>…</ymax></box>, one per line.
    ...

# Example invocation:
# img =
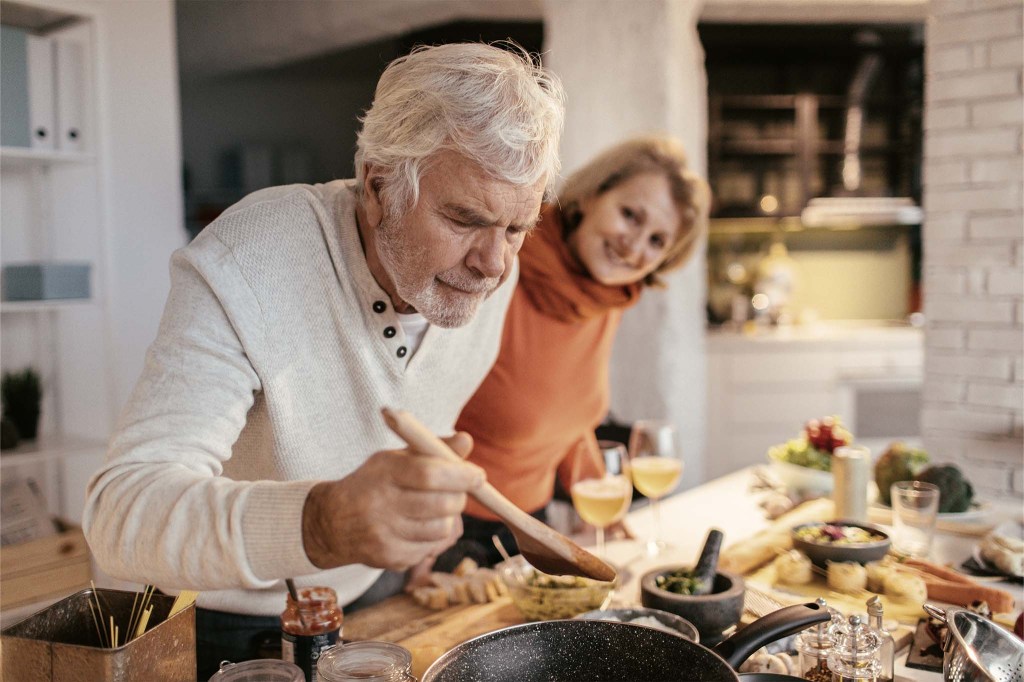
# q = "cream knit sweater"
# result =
<box><xmin>83</xmin><ymin>180</ymin><xmax>516</xmax><ymax>615</ymax></box>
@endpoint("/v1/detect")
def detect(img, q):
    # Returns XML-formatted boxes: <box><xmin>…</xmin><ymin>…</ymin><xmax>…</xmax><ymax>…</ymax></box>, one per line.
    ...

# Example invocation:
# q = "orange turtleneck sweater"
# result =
<box><xmin>456</xmin><ymin>205</ymin><xmax>640</xmax><ymax>521</ymax></box>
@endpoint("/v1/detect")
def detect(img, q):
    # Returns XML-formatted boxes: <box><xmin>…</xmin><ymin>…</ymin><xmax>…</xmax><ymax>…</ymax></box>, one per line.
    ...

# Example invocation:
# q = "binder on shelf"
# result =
<box><xmin>26</xmin><ymin>35</ymin><xmax>56</xmax><ymax>151</ymax></box>
<box><xmin>54</xmin><ymin>36</ymin><xmax>85</xmax><ymax>153</ymax></box>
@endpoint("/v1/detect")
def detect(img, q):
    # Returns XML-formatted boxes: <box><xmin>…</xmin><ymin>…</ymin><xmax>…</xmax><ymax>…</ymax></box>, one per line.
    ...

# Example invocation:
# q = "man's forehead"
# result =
<box><xmin>425</xmin><ymin>153</ymin><xmax>544</xmax><ymax>221</ymax></box>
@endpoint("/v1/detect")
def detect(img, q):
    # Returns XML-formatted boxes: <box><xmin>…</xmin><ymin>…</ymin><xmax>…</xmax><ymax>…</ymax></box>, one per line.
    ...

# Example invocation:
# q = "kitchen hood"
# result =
<box><xmin>801</xmin><ymin>196</ymin><xmax>922</xmax><ymax>229</ymax></box>
<box><xmin>800</xmin><ymin>32</ymin><xmax>922</xmax><ymax>229</ymax></box>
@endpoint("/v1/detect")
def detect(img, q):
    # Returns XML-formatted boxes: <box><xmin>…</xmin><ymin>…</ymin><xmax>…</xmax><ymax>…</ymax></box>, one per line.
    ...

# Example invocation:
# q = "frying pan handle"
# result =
<box><xmin>713</xmin><ymin>602</ymin><xmax>831</xmax><ymax>669</ymax></box>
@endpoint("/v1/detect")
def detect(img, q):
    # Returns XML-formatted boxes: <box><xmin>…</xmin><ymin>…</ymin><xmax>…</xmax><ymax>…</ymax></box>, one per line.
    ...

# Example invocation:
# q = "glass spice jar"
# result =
<box><xmin>828</xmin><ymin>614</ymin><xmax>881</xmax><ymax>682</ymax></box>
<box><xmin>316</xmin><ymin>641</ymin><xmax>416</xmax><ymax>682</ymax></box>
<box><xmin>796</xmin><ymin>598</ymin><xmax>842</xmax><ymax>682</ymax></box>
<box><xmin>281</xmin><ymin>586</ymin><xmax>344</xmax><ymax>682</ymax></box>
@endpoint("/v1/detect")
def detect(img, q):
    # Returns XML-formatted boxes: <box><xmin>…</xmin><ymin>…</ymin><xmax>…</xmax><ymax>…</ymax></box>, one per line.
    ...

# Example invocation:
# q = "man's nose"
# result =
<box><xmin>467</xmin><ymin>230</ymin><xmax>507</xmax><ymax>279</ymax></box>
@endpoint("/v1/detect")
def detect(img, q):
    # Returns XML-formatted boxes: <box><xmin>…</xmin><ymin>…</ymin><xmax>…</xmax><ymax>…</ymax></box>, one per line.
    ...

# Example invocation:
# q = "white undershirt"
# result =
<box><xmin>397</xmin><ymin>311</ymin><xmax>430</xmax><ymax>356</ymax></box>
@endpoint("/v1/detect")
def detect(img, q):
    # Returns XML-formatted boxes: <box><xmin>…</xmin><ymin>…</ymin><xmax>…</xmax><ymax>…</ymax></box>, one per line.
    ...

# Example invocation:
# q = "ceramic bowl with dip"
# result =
<box><xmin>498</xmin><ymin>555</ymin><xmax>616</xmax><ymax>621</ymax></box>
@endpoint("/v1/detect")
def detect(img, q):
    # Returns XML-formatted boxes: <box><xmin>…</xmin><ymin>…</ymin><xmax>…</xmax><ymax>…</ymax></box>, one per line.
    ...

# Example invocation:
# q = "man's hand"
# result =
<box><xmin>302</xmin><ymin>433</ymin><xmax>479</xmax><ymax>571</ymax></box>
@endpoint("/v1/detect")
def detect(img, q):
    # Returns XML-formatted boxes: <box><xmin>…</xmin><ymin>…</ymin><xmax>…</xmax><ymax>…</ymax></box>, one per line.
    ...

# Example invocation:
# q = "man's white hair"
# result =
<box><xmin>355</xmin><ymin>42</ymin><xmax>565</xmax><ymax>216</ymax></box>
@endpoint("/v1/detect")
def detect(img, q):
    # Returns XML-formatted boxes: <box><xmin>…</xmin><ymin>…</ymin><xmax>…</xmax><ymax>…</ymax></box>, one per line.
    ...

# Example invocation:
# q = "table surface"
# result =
<box><xmin>346</xmin><ymin>467</ymin><xmax>1023</xmax><ymax>681</ymax></box>
<box><xmin>595</xmin><ymin>467</ymin><xmax>1024</xmax><ymax>681</ymax></box>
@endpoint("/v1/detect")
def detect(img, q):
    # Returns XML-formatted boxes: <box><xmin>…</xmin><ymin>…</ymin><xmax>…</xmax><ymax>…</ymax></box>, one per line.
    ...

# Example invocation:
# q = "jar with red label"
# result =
<box><xmin>281</xmin><ymin>586</ymin><xmax>344</xmax><ymax>682</ymax></box>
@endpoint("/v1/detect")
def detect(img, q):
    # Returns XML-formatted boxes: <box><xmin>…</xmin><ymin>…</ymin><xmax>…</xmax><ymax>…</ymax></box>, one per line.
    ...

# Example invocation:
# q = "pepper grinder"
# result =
<box><xmin>866</xmin><ymin>596</ymin><xmax>895</xmax><ymax>682</ymax></box>
<box><xmin>828</xmin><ymin>614</ymin><xmax>881</xmax><ymax>682</ymax></box>
<box><xmin>795</xmin><ymin>598</ymin><xmax>843</xmax><ymax>682</ymax></box>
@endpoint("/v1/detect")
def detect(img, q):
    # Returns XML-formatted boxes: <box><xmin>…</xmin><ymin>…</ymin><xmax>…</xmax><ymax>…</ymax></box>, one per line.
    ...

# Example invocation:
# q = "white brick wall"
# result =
<box><xmin>923</xmin><ymin>1</ymin><xmax>1024</xmax><ymax>500</ymax></box>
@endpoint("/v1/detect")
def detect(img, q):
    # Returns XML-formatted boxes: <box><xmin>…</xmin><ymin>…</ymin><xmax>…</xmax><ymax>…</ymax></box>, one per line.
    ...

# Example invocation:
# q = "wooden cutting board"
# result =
<box><xmin>344</xmin><ymin>594</ymin><xmax>525</xmax><ymax>678</ymax></box>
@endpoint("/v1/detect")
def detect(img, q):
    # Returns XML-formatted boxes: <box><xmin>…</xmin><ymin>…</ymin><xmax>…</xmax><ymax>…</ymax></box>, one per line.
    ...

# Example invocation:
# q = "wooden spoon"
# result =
<box><xmin>381</xmin><ymin>407</ymin><xmax>617</xmax><ymax>583</ymax></box>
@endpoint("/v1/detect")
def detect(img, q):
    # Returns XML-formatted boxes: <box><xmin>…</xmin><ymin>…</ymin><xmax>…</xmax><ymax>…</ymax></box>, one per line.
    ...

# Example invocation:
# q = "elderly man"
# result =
<box><xmin>82</xmin><ymin>42</ymin><xmax>564</xmax><ymax>678</ymax></box>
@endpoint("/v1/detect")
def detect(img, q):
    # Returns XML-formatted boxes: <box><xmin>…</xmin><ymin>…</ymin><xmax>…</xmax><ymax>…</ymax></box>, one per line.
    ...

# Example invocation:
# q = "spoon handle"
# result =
<box><xmin>381</xmin><ymin>407</ymin><xmax>526</xmax><ymax>524</ymax></box>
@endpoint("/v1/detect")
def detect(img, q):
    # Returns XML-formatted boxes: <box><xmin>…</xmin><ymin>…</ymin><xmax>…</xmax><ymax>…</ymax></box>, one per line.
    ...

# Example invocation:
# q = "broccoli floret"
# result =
<box><xmin>874</xmin><ymin>443</ymin><xmax>930</xmax><ymax>506</ymax></box>
<box><xmin>915</xmin><ymin>464</ymin><xmax>975</xmax><ymax>513</ymax></box>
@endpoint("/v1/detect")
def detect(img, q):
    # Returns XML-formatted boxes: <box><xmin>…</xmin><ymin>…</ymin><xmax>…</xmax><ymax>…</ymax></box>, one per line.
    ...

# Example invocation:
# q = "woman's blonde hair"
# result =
<box><xmin>559</xmin><ymin>135</ymin><xmax>710</xmax><ymax>287</ymax></box>
<box><xmin>355</xmin><ymin>42</ymin><xmax>565</xmax><ymax>217</ymax></box>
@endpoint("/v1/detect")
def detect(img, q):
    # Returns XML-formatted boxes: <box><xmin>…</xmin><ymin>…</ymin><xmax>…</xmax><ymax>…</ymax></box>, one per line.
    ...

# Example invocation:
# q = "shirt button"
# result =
<box><xmin>396</xmin><ymin>346</ymin><xmax>407</xmax><ymax>358</ymax></box>
<box><xmin>383</xmin><ymin>326</ymin><xmax>396</xmax><ymax>338</ymax></box>
<box><xmin>372</xmin><ymin>301</ymin><xmax>386</xmax><ymax>313</ymax></box>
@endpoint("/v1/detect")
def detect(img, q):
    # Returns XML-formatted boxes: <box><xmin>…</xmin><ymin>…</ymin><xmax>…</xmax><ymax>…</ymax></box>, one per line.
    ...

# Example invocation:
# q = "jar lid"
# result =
<box><xmin>316</xmin><ymin>641</ymin><xmax>413</xmax><ymax>681</ymax></box>
<box><xmin>208</xmin><ymin>659</ymin><xmax>305</xmax><ymax>682</ymax></box>
<box><xmin>830</xmin><ymin>615</ymin><xmax>881</xmax><ymax>667</ymax></box>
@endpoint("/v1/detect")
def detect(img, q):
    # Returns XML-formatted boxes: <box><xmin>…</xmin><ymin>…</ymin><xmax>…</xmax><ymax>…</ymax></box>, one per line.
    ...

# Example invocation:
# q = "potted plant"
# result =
<box><xmin>2</xmin><ymin>368</ymin><xmax>42</xmax><ymax>441</ymax></box>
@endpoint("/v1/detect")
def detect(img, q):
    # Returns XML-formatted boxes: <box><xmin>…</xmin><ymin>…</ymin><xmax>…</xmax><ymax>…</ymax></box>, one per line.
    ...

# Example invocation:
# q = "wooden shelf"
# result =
<box><xmin>0</xmin><ymin>146</ymin><xmax>95</xmax><ymax>167</ymax></box>
<box><xmin>719</xmin><ymin>139</ymin><xmax>798</xmax><ymax>155</ymax></box>
<box><xmin>0</xmin><ymin>435</ymin><xmax>107</xmax><ymax>467</ymax></box>
<box><xmin>0</xmin><ymin>298</ymin><xmax>93</xmax><ymax>313</ymax></box>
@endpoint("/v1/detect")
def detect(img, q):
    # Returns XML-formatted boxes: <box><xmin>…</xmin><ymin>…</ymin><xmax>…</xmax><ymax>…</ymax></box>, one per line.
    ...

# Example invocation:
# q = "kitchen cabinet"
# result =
<box><xmin>700</xmin><ymin>23</ymin><xmax>923</xmax><ymax>222</ymax></box>
<box><xmin>1</xmin><ymin>0</ymin><xmax>112</xmax><ymax>625</ymax></box>
<box><xmin>706</xmin><ymin>324</ymin><xmax>923</xmax><ymax>480</ymax></box>
<box><xmin>709</xmin><ymin>93</ymin><xmax>919</xmax><ymax>220</ymax></box>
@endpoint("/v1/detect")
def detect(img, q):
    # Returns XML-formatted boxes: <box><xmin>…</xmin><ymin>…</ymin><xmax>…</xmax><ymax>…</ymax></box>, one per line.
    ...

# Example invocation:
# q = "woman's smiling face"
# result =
<box><xmin>567</xmin><ymin>172</ymin><xmax>682</xmax><ymax>287</ymax></box>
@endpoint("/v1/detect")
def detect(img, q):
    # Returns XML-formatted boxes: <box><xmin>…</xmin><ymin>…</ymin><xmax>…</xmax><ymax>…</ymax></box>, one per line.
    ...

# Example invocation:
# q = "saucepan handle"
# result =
<box><xmin>922</xmin><ymin>603</ymin><xmax>947</xmax><ymax>624</ymax></box>
<box><xmin>713</xmin><ymin>603</ymin><xmax>831</xmax><ymax>669</ymax></box>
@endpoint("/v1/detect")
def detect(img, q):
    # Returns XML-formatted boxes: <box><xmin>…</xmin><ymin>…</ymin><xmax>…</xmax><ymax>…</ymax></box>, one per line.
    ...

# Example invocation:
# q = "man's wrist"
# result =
<box><xmin>302</xmin><ymin>482</ymin><xmax>334</xmax><ymax>568</ymax></box>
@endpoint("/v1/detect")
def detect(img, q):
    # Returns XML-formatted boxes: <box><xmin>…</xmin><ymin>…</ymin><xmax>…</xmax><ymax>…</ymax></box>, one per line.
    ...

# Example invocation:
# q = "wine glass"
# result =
<box><xmin>570</xmin><ymin>441</ymin><xmax>632</xmax><ymax>558</ymax></box>
<box><xmin>628</xmin><ymin>420</ymin><xmax>683</xmax><ymax>556</ymax></box>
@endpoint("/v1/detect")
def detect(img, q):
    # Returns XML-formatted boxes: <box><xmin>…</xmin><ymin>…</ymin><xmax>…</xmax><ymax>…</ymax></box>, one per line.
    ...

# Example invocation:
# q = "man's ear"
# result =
<box><xmin>361</xmin><ymin>164</ymin><xmax>385</xmax><ymax>228</ymax></box>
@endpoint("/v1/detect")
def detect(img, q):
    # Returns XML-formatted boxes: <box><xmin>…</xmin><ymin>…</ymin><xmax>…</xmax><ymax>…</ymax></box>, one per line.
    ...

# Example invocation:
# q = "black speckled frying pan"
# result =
<box><xmin>423</xmin><ymin>603</ymin><xmax>828</xmax><ymax>682</ymax></box>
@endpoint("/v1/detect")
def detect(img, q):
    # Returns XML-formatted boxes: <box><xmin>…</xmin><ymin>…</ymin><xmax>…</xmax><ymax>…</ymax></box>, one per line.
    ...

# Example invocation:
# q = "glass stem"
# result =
<box><xmin>596</xmin><ymin>526</ymin><xmax>605</xmax><ymax>557</ymax></box>
<box><xmin>649</xmin><ymin>496</ymin><xmax>662</xmax><ymax>554</ymax></box>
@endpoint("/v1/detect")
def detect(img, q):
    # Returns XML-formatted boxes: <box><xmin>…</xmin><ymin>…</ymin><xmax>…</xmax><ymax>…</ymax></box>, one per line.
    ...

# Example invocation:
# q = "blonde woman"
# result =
<box><xmin>438</xmin><ymin>135</ymin><xmax>709</xmax><ymax>569</ymax></box>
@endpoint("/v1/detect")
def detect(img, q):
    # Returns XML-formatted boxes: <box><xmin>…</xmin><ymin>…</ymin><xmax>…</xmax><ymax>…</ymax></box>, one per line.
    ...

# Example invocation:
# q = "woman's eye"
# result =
<box><xmin>621</xmin><ymin>207</ymin><xmax>637</xmax><ymax>221</ymax></box>
<box><xmin>649</xmin><ymin>234</ymin><xmax>666</xmax><ymax>248</ymax></box>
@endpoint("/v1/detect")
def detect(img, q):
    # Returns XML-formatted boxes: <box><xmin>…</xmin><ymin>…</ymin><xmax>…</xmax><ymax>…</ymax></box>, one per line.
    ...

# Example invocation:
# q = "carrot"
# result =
<box><xmin>903</xmin><ymin>558</ymin><xmax>975</xmax><ymax>584</ymax></box>
<box><xmin>920</xmin><ymin>578</ymin><xmax>1015</xmax><ymax>614</ymax></box>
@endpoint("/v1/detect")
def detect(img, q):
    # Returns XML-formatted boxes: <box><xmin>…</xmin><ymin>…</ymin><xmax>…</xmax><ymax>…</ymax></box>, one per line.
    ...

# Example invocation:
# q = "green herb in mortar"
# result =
<box><xmin>655</xmin><ymin>569</ymin><xmax>705</xmax><ymax>595</ymax></box>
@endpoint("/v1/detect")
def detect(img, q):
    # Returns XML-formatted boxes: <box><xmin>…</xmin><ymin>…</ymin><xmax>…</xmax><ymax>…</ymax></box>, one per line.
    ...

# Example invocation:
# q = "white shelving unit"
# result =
<box><xmin>1</xmin><ymin>0</ymin><xmax>115</xmax><ymax>621</ymax></box>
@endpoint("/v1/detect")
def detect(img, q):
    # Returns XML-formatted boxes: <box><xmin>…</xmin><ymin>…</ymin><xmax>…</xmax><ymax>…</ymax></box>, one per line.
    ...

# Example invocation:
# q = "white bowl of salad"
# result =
<box><xmin>766</xmin><ymin>417</ymin><xmax>852</xmax><ymax>495</ymax></box>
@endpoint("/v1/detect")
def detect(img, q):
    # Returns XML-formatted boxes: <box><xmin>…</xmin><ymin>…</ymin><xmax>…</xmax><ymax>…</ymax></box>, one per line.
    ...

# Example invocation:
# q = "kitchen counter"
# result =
<box><xmin>605</xmin><ymin>467</ymin><xmax>1023</xmax><ymax>681</ymax></box>
<box><xmin>707</xmin><ymin>320</ymin><xmax>923</xmax><ymax>350</ymax></box>
<box><xmin>706</xmin><ymin>323</ymin><xmax>924</xmax><ymax>478</ymax></box>
<box><xmin>345</xmin><ymin>467</ymin><xmax>1022</xmax><ymax>680</ymax></box>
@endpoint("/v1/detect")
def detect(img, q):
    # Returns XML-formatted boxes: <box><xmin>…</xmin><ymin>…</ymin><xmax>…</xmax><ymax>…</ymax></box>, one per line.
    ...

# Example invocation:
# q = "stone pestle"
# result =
<box><xmin>691</xmin><ymin>528</ymin><xmax>725</xmax><ymax>596</ymax></box>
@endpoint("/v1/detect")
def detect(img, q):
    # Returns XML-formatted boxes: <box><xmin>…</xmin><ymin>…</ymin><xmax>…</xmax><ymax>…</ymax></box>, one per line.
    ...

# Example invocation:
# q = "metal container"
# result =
<box><xmin>1</xmin><ymin>587</ymin><xmax>195</xmax><ymax>682</ymax></box>
<box><xmin>924</xmin><ymin>604</ymin><xmax>1024</xmax><ymax>682</ymax></box>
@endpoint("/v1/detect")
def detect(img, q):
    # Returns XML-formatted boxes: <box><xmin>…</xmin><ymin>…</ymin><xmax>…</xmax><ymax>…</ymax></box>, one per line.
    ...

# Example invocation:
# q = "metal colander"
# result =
<box><xmin>925</xmin><ymin>604</ymin><xmax>1024</xmax><ymax>682</ymax></box>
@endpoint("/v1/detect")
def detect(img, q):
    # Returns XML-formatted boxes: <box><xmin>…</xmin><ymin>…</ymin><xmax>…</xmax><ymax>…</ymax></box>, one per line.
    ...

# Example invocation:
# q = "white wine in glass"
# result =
<box><xmin>570</xmin><ymin>442</ymin><xmax>632</xmax><ymax>557</ymax></box>
<box><xmin>628</xmin><ymin>420</ymin><xmax>683</xmax><ymax>556</ymax></box>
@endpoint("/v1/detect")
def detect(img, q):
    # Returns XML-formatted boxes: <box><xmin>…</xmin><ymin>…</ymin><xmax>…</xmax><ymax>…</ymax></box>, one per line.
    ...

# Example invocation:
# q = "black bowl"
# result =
<box><xmin>640</xmin><ymin>568</ymin><xmax>745</xmax><ymax>646</ymax></box>
<box><xmin>791</xmin><ymin>521</ymin><xmax>891</xmax><ymax>568</ymax></box>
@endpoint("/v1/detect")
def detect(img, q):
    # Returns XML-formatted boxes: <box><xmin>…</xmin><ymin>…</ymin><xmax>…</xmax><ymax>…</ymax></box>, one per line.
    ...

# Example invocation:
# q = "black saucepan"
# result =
<box><xmin>423</xmin><ymin>603</ymin><xmax>828</xmax><ymax>681</ymax></box>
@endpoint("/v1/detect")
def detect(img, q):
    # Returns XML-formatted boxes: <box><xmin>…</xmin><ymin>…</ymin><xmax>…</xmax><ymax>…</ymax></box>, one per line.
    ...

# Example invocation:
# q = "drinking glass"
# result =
<box><xmin>570</xmin><ymin>441</ymin><xmax>632</xmax><ymax>557</ymax></box>
<box><xmin>628</xmin><ymin>420</ymin><xmax>683</xmax><ymax>556</ymax></box>
<box><xmin>890</xmin><ymin>480</ymin><xmax>940</xmax><ymax>558</ymax></box>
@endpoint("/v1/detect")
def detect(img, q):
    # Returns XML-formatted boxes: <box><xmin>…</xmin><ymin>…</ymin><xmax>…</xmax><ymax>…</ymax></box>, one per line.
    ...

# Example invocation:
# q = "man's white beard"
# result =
<box><xmin>376</xmin><ymin>212</ymin><xmax>499</xmax><ymax>328</ymax></box>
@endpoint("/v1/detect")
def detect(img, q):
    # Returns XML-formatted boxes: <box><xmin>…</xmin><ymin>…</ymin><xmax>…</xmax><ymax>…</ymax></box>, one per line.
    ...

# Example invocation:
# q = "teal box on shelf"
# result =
<box><xmin>2</xmin><ymin>262</ymin><xmax>91</xmax><ymax>301</ymax></box>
